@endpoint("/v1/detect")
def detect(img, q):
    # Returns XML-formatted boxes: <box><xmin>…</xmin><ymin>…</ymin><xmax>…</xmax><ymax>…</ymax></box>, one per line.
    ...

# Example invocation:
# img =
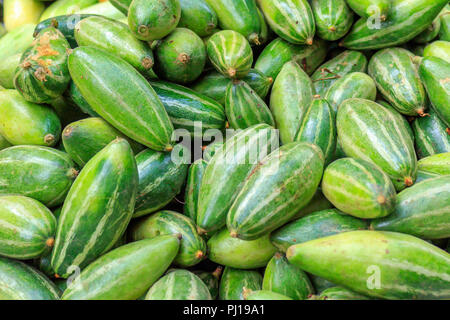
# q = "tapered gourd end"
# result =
<box><xmin>404</xmin><ymin>177</ymin><xmax>414</xmax><ymax>187</ymax></box>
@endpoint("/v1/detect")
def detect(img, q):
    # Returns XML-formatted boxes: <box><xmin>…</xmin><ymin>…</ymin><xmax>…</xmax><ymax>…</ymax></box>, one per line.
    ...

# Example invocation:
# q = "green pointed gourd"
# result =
<box><xmin>206</xmin><ymin>30</ymin><xmax>253</xmax><ymax>79</ymax></box>
<box><xmin>322</xmin><ymin>158</ymin><xmax>397</xmax><ymax>219</ymax></box>
<box><xmin>219</xmin><ymin>267</ymin><xmax>262</xmax><ymax>300</ymax></box>
<box><xmin>371</xmin><ymin>175</ymin><xmax>450</xmax><ymax>240</ymax></box>
<box><xmin>178</xmin><ymin>0</ymin><xmax>218</xmax><ymax>37</ymax></box>
<box><xmin>368</xmin><ymin>47</ymin><xmax>427</xmax><ymax>116</ymax></box>
<box><xmin>337</xmin><ymin>98</ymin><xmax>417</xmax><ymax>191</ymax></box>
<box><xmin>294</xmin><ymin>98</ymin><xmax>336</xmax><ymax>164</ymax></box>
<box><xmin>184</xmin><ymin>159</ymin><xmax>208</xmax><ymax>222</ymax></box>
<box><xmin>51</xmin><ymin>139</ymin><xmax>139</xmax><ymax>278</ymax></box>
<box><xmin>413</xmin><ymin>110</ymin><xmax>450</xmax><ymax>159</ymax></box>
<box><xmin>127</xmin><ymin>0</ymin><xmax>181</xmax><ymax>41</ymax></box>
<box><xmin>14</xmin><ymin>27</ymin><xmax>71</xmax><ymax>104</ymax></box>
<box><xmin>62</xmin><ymin>236</ymin><xmax>180</xmax><ymax>300</ymax></box>
<box><xmin>197</xmin><ymin>124</ymin><xmax>279</xmax><ymax>233</ymax></box>
<box><xmin>227</xmin><ymin>142</ymin><xmax>324</xmax><ymax>240</ymax></box>
<box><xmin>146</xmin><ymin>269</ymin><xmax>212</xmax><ymax>300</ymax></box>
<box><xmin>311</xmin><ymin>0</ymin><xmax>354</xmax><ymax>41</ymax></box>
<box><xmin>439</xmin><ymin>6</ymin><xmax>450</xmax><ymax>41</ymax></box>
<box><xmin>225</xmin><ymin>80</ymin><xmax>275</xmax><ymax>129</ymax></box>
<box><xmin>270</xmin><ymin>60</ymin><xmax>314</xmax><ymax>144</ymax></box>
<box><xmin>130</xmin><ymin>210</ymin><xmax>207</xmax><ymax>267</ymax></box>
<box><xmin>0</xmin><ymin>145</ymin><xmax>77</xmax><ymax>207</ymax></box>
<box><xmin>415</xmin><ymin>152</ymin><xmax>450</xmax><ymax>183</ymax></box>
<box><xmin>39</xmin><ymin>0</ymin><xmax>97</xmax><ymax>22</ymax></box>
<box><xmin>423</xmin><ymin>40</ymin><xmax>450</xmax><ymax>63</ymax></box>
<box><xmin>258</xmin><ymin>0</ymin><xmax>315</xmax><ymax>45</ymax></box>
<box><xmin>271</xmin><ymin>209</ymin><xmax>368</xmax><ymax>252</ymax></box>
<box><xmin>414</xmin><ymin>16</ymin><xmax>441</xmax><ymax>44</ymax></box>
<box><xmin>262</xmin><ymin>253</ymin><xmax>314</xmax><ymax>300</ymax></box>
<box><xmin>194</xmin><ymin>267</ymin><xmax>222</xmax><ymax>299</ymax></box>
<box><xmin>287</xmin><ymin>231</ymin><xmax>450</xmax><ymax>300</ymax></box>
<box><xmin>346</xmin><ymin>0</ymin><xmax>390</xmax><ymax>20</ymax></box>
<box><xmin>0</xmin><ymin>195</ymin><xmax>56</xmax><ymax>260</ymax></box>
<box><xmin>68</xmin><ymin>46</ymin><xmax>174</xmax><ymax>151</ymax></box>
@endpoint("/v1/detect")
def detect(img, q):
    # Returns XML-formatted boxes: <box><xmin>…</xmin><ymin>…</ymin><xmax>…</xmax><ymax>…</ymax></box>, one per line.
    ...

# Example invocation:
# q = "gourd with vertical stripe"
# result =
<box><xmin>311</xmin><ymin>0</ymin><xmax>354</xmax><ymax>41</ymax></box>
<box><xmin>413</xmin><ymin>110</ymin><xmax>450</xmax><ymax>159</ymax></box>
<box><xmin>219</xmin><ymin>267</ymin><xmax>262</xmax><ymax>300</ymax></box>
<box><xmin>184</xmin><ymin>159</ymin><xmax>208</xmax><ymax>221</ymax></box>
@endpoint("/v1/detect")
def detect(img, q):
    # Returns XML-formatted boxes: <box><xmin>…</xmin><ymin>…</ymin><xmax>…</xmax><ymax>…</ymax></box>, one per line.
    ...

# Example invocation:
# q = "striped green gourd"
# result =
<box><xmin>204</xmin><ymin>0</ymin><xmax>262</xmax><ymax>45</ymax></box>
<box><xmin>14</xmin><ymin>27</ymin><xmax>71</xmax><ymax>104</ymax></box>
<box><xmin>415</xmin><ymin>152</ymin><xmax>450</xmax><ymax>183</ymax></box>
<box><xmin>311</xmin><ymin>50</ymin><xmax>368</xmax><ymax>96</ymax></box>
<box><xmin>414</xmin><ymin>16</ymin><xmax>441</xmax><ymax>44</ymax></box>
<box><xmin>134</xmin><ymin>148</ymin><xmax>188</xmax><ymax>218</ymax></box>
<box><xmin>150</xmin><ymin>81</ymin><xmax>226</xmax><ymax>137</ymax></box>
<box><xmin>68</xmin><ymin>46</ymin><xmax>174</xmax><ymax>151</ymax></box>
<box><xmin>154</xmin><ymin>28</ymin><xmax>206</xmax><ymax>84</ymax></box>
<box><xmin>62</xmin><ymin>236</ymin><xmax>180</xmax><ymax>300</ymax></box>
<box><xmin>258</xmin><ymin>0</ymin><xmax>315</xmax><ymax>45</ymax></box>
<box><xmin>0</xmin><ymin>145</ymin><xmax>77</xmax><ymax>207</ymax></box>
<box><xmin>324</xmin><ymin>72</ymin><xmax>377</xmax><ymax>113</ymax></box>
<box><xmin>128</xmin><ymin>0</ymin><xmax>180</xmax><ymax>41</ymax></box>
<box><xmin>0</xmin><ymin>89</ymin><xmax>61</xmax><ymax>146</ymax></box>
<box><xmin>337</xmin><ymin>98</ymin><xmax>417</xmax><ymax>191</ymax></box>
<box><xmin>0</xmin><ymin>257</ymin><xmax>60</xmax><ymax>300</ymax></box>
<box><xmin>413</xmin><ymin>110</ymin><xmax>450</xmax><ymax>159</ymax></box>
<box><xmin>51</xmin><ymin>139</ymin><xmax>138</xmax><ymax>278</ymax></box>
<box><xmin>225</xmin><ymin>80</ymin><xmax>275</xmax><ymax>129</ymax></box>
<box><xmin>289</xmin><ymin>189</ymin><xmax>333</xmax><ymax>221</ymax></box>
<box><xmin>0</xmin><ymin>195</ymin><xmax>56</xmax><ymax>259</ymax></box>
<box><xmin>146</xmin><ymin>269</ymin><xmax>212</xmax><ymax>300</ymax></box>
<box><xmin>192</xmin><ymin>69</ymin><xmax>274</xmax><ymax>104</ymax></box>
<box><xmin>255</xmin><ymin>37</ymin><xmax>327</xmax><ymax>80</ymax></box>
<box><xmin>317</xmin><ymin>286</ymin><xmax>370</xmax><ymax>300</ymax></box>
<box><xmin>208</xmin><ymin>228</ymin><xmax>277</xmax><ymax>269</ymax></box>
<box><xmin>368</xmin><ymin>48</ymin><xmax>427</xmax><ymax>116</ymax></box>
<box><xmin>287</xmin><ymin>230</ymin><xmax>450</xmax><ymax>299</ymax></box>
<box><xmin>321</xmin><ymin>158</ymin><xmax>396</xmax><ymax>219</ymax></box>
<box><xmin>341</xmin><ymin>0</ymin><xmax>449</xmax><ymax>50</ymax></box>
<box><xmin>244</xmin><ymin>289</ymin><xmax>292</xmax><ymax>300</ymax></box>
<box><xmin>262</xmin><ymin>253</ymin><xmax>313</xmax><ymax>300</ymax></box>
<box><xmin>130</xmin><ymin>210</ymin><xmax>207</xmax><ymax>267</ymax></box>
<box><xmin>74</xmin><ymin>16</ymin><xmax>156</xmax><ymax>79</ymax></box>
<box><xmin>376</xmin><ymin>99</ymin><xmax>415</xmax><ymax>138</ymax></box>
<box><xmin>270</xmin><ymin>60</ymin><xmax>314</xmax><ymax>144</ymax></box>
<box><xmin>311</xmin><ymin>0</ymin><xmax>354</xmax><ymax>41</ymax></box>
<box><xmin>419</xmin><ymin>56</ymin><xmax>450</xmax><ymax>127</ymax></box>
<box><xmin>39</xmin><ymin>0</ymin><xmax>97</xmax><ymax>22</ymax></box>
<box><xmin>206</xmin><ymin>30</ymin><xmax>253</xmax><ymax>78</ymax></box>
<box><xmin>227</xmin><ymin>142</ymin><xmax>324</xmax><ymax>240</ymax></box>
<box><xmin>270</xmin><ymin>209</ymin><xmax>368</xmax><ymax>252</ymax></box>
<box><xmin>184</xmin><ymin>159</ymin><xmax>208</xmax><ymax>221</ymax></box>
<box><xmin>193</xmin><ymin>267</ymin><xmax>222</xmax><ymax>299</ymax></box>
<box><xmin>256</xmin><ymin>7</ymin><xmax>271</xmax><ymax>45</ymax></box>
<box><xmin>371</xmin><ymin>175</ymin><xmax>450</xmax><ymax>240</ymax></box>
<box><xmin>62</xmin><ymin>117</ymin><xmax>144</xmax><ymax>167</ymax></box>
<box><xmin>178</xmin><ymin>0</ymin><xmax>218</xmax><ymax>37</ymax></box>
<box><xmin>197</xmin><ymin>124</ymin><xmax>279</xmax><ymax>233</ymax></box>
<box><xmin>423</xmin><ymin>40</ymin><xmax>450</xmax><ymax>63</ymax></box>
<box><xmin>294</xmin><ymin>98</ymin><xmax>336</xmax><ymax>164</ymax></box>
<box><xmin>219</xmin><ymin>267</ymin><xmax>262</xmax><ymax>300</ymax></box>
<box><xmin>346</xmin><ymin>0</ymin><xmax>390</xmax><ymax>20</ymax></box>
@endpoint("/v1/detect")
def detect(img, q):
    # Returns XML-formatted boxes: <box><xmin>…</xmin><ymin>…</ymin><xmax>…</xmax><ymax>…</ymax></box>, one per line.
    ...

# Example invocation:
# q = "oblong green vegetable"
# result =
<box><xmin>270</xmin><ymin>60</ymin><xmax>314</xmax><ymax>144</ymax></box>
<box><xmin>178</xmin><ymin>0</ymin><xmax>218</xmax><ymax>37</ymax></box>
<box><xmin>423</xmin><ymin>40</ymin><xmax>450</xmax><ymax>63</ymax></box>
<box><xmin>225</xmin><ymin>80</ymin><xmax>275</xmax><ymax>129</ymax></box>
<box><xmin>184</xmin><ymin>159</ymin><xmax>208</xmax><ymax>222</ymax></box>
<box><xmin>39</xmin><ymin>0</ymin><xmax>97</xmax><ymax>22</ymax></box>
<box><xmin>0</xmin><ymin>53</ymin><xmax>21</xmax><ymax>89</ymax></box>
<box><xmin>62</xmin><ymin>236</ymin><xmax>180</xmax><ymax>300</ymax></box>
<box><xmin>74</xmin><ymin>16</ymin><xmax>156</xmax><ymax>79</ymax></box>
<box><xmin>346</xmin><ymin>0</ymin><xmax>390</xmax><ymax>20</ymax></box>
<box><xmin>270</xmin><ymin>209</ymin><xmax>368</xmax><ymax>252</ymax></box>
<box><xmin>311</xmin><ymin>0</ymin><xmax>354</xmax><ymax>41</ymax></box>
<box><xmin>146</xmin><ymin>269</ymin><xmax>212</xmax><ymax>300</ymax></box>
<box><xmin>219</xmin><ymin>267</ymin><xmax>262</xmax><ymax>300</ymax></box>
<box><xmin>194</xmin><ymin>267</ymin><xmax>222</xmax><ymax>299</ymax></box>
<box><xmin>317</xmin><ymin>286</ymin><xmax>370</xmax><ymax>300</ymax></box>
<box><xmin>127</xmin><ymin>0</ymin><xmax>181</xmax><ymax>41</ymax></box>
<box><xmin>51</xmin><ymin>139</ymin><xmax>139</xmax><ymax>278</ymax></box>
<box><xmin>0</xmin><ymin>145</ymin><xmax>77</xmax><ymax>207</ymax></box>
<box><xmin>416</xmin><ymin>152</ymin><xmax>450</xmax><ymax>183</ymax></box>
<box><xmin>227</xmin><ymin>142</ymin><xmax>324</xmax><ymax>240</ymax></box>
<box><xmin>322</xmin><ymin>157</ymin><xmax>397</xmax><ymax>219</ymax></box>
<box><xmin>68</xmin><ymin>46</ymin><xmax>174</xmax><ymax>151</ymax></box>
<box><xmin>337</xmin><ymin>98</ymin><xmax>417</xmax><ymax>191</ymax></box>
<box><xmin>206</xmin><ymin>30</ymin><xmax>253</xmax><ymax>78</ymax></box>
<box><xmin>208</xmin><ymin>228</ymin><xmax>277</xmax><ymax>269</ymax></box>
<box><xmin>439</xmin><ymin>7</ymin><xmax>450</xmax><ymax>41</ymax></box>
<box><xmin>134</xmin><ymin>148</ymin><xmax>188</xmax><ymax>218</ymax></box>
<box><xmin>130</xmin><ymin>210</ymin><xmax>206</xmax><ymax>267</ymax></box>
<box><xmin>368</xmin><ymin>47</ymin><xmax>427</xmax><ymax>116</ymax></box>
<box><xmin>258</xmin><ymin>0</ymin><xmax>315</xmax><ymax>45</ymax></box>
<box><xmin>413</xmin><ymin>110</ymin><xmax>450</xmax><ymax>159</ymax></box>
<box><xmin>371</xmin><ymin>175</ymin><xmax>450</xmax><ymax>240</ymax></box>
<box><xmin>287</xmin><ymin>230</ymin><xmax>450</xmax><ymax>299</ymax></box>
<box><xmin>0</xmin><ymin>257</ymin><xmax>60</xmax><ymax>300</ymax></box>
<box><xmin>0</xmin><ymin>195</ymin><xmax>56</xmax><ymax>260</ymax></box>
<box><xmin>76</xmin><ymin>1</ymin><xmax>125</xmax><ymax>20</ymax></box>
<box><xmin>197</xmin><ymin>124</ymin><xmax>279</xmax><ymax>232</ymax></box>
<box><xmin>414</xmin><ymin>16</ymin><xmax>441</xmax><ymax>44</ymax></box>
<box><xmin>263</xmin><ymin>253</ymin><xmax>313</xmax><ymax>300</ymax></box>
